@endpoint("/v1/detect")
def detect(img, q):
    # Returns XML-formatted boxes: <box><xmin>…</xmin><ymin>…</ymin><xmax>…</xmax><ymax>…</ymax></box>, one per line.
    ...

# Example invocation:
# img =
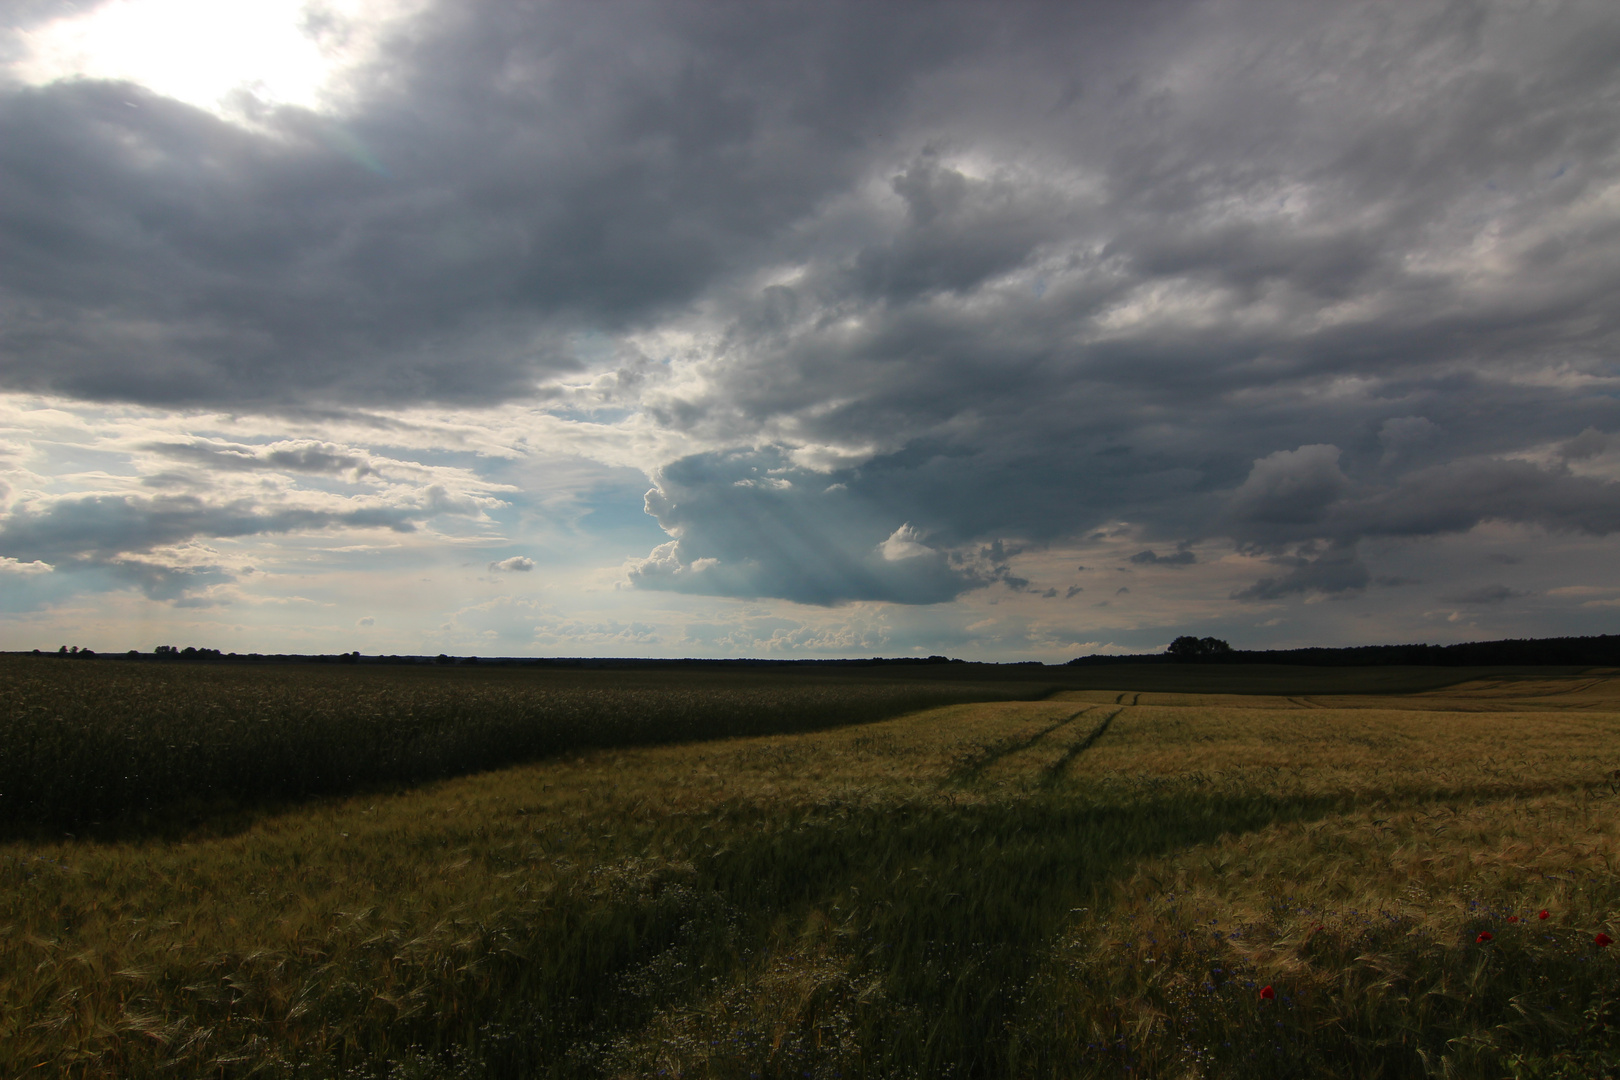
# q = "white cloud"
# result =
<box><xmin>879</xmin><ymin>523</ymin><xmax>932</xmax><ymax>561</ymax></box>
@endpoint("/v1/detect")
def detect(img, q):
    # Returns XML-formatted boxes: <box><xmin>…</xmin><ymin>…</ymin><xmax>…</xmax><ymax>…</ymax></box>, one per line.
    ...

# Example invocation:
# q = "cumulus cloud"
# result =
<box><xmin>0</xmin><ymin>486</ymin><xmax>489</xmax><ymax>601</ymax></box>
<box><xmin>879</xmin><ymin>524</ymin><xmax>933</xmax><ymax>561</ymax></box>
<box><xmin>146</xmin><ymin>440</ymin><xmax>383</xmax><ymax>478</ymax></box>
<box><xmin>1228</xmin><ymin>446</ymin><xmax>1353</xmax><ymax>535</ymax></box>
<box><xmin>0</xmin><ymin>493</ymin><xmax>416</xmax><ymax>561</ymax></box>
<box><xmin>489</xmin><ymin>556</ymin><xmax>534</xmax><ymax>572</ymax></box>
<box><xmin>3</xmin><ymin>0</ymin><xmax>1620</xmax><ymax>644</ymax></box>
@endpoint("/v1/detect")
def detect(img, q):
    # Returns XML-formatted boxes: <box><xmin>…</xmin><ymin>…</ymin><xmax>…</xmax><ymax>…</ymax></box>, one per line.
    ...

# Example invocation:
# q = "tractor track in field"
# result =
<box><xmin>949</xmin><ymin>706</ymin><xmax>1098</xmax><ymax>782</ymax></box>
<box><xmin>1042</xmin><ymin>708</ymin><xmax>1124</xmax><ymax>786</ymax></box>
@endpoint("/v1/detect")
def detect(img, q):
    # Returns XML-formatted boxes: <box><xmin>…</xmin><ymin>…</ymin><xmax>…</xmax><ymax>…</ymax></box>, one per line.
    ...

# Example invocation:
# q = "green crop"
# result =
<box><xmin>0</xmin><ymin>658</ymin><xmax>1052</xmax><ymax>835</ymax></box>
<box><xmin>3</xmin><ymin>662</ymin><xmax>1617</xmax><ymax>1078</ymax></box>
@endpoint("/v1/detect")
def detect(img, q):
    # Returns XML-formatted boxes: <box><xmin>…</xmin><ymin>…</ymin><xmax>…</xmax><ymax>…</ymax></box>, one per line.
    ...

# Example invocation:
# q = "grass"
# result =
<box><xmin>2</xmin><ymin>660</ymin><xmax>1618</xmax><ymax>1077</ymax></box>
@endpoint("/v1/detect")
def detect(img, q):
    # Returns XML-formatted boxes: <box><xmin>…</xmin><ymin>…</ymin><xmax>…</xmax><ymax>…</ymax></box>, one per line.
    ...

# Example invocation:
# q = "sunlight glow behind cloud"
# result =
<box><xmin>12</xmin><ymin>0</ymin><xmax>401</xmax><ymax>115</ymax></box>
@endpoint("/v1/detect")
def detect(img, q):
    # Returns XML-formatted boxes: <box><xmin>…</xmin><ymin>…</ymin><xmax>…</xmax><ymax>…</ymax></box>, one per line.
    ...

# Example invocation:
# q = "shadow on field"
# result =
<box><xmin>395</xmin><ymin>789</ymin><xmax>1356</xmax><ymax>1080</ymax></box>
<box><xmin>0</xmin><ymin>656</ymin><xmax>1503</xmax><ymax>845</ymax></box>
<box><xmin>0</xmin><ymin>657</ymin><xmax>1069</xmax><ymax>844</ymax></box>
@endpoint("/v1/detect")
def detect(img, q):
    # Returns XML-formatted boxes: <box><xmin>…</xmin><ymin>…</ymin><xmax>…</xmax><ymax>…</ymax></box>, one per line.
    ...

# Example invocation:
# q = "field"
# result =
<box><xmin>3</xmin><ymin>658</ymin><xmax>1619</xmax><ymax>1078</ymax></box>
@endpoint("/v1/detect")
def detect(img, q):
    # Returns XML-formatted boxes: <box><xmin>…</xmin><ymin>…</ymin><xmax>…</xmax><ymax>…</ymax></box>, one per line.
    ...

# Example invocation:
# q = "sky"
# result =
<box><xmin>1</xmin><ymin>0</ymin><xmax>1619</xmax><ymax>661</ymax></box>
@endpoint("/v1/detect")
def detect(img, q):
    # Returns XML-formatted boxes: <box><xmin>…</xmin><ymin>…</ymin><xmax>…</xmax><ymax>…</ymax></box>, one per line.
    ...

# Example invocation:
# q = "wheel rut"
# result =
<box><xmin>1042</xmin><ymin>708</ymin><xmax>1123</xmax><ymax>785</ymax></box>
<box><xmin>949</xmin><ymin>706</ymin><xmax>1097</xmax><ymax>782</ymax></box>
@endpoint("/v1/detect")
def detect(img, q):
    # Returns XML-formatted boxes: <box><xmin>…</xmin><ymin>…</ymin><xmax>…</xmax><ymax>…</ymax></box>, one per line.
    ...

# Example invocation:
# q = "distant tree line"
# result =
<box><xmin>1067</xmin><ymin>634</ymin><xmax>1620</xmax><ymax>668</ymax></box>
<box><xmin>21</xmin><ymin>649</ymin><xmax>978</xmax><ymax>669</ymax></box>
<box><xmin>21</xmin><ymin>636</ymin><xmax>1620</xmax><ymax>669</ymax></box>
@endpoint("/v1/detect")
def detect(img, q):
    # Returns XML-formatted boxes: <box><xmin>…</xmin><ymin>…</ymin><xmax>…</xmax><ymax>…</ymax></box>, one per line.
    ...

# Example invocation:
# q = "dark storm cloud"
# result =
<box><xmin>1330</xmin><ymin>459</ymin><xmax>1620</xmax><ymax>541</ymax></box>
<box><xmin>1223</xmin><ymin>452</ymin><xmax>1620</xmax><ymax>601</ymax></box>
<box><xmin>1227</xmin><ymin>454</ymin><xmax>1620</xmax><ymax>549</ymax></box>
<box><xmin>627</xmin><ymin>449</ymin><xmax>986</xmax><ymax>605</ymax></box>
<box><xmin>5</xmin><ymin>1</ymin><xmax>1620</xmax><ymax>611</ymax></box>
<box><xmin>1225</xmin><ymin>446</ymin><xmax>1352</xmax><ymax>532</ymax></box>
<box><xmin>851</xmin><ymin>151</ymin><xmax>1071</xmax><ymax>302</ymax></box>
<box><xmin>619</xmin><ymin>1</ymin><xmax>1620</xmax><ymax>603</ymax></box>
<box><xmin>0</xmin><ymin>2</ymin><xmax>995</xmax><ymax>406</ymax></box>
<box><xmin>1231</xmin><ymin>544</ymin><xmax>1370</xmax><ymax>602</ymax></box>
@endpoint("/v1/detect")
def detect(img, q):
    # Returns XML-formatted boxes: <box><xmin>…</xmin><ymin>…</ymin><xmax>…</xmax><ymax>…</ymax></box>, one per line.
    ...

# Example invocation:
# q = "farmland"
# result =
<box><xmin>0</xmin><ymin>659</ymin><xmax>1061</xmax><ymax>836</ymax></box>
<box><xmin>3</xmin><ymin>657</ymin><xmax>1619</xmax><ymax>1077</ymax></box>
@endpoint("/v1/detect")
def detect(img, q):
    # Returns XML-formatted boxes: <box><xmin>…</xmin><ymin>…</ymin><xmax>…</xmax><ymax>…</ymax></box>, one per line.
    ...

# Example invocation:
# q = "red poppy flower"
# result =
<box><xmin>1597</xmin><ymin>933</ymin><xmax>1614</xmax><ymax>948</ymax></box>
<box><xmin>1539</xmin><ymin>910</ymin><xmax>1550</xmax><ymax>920</ymax></box>
<box><xmin>1476</xmin><ymin>931</ymin><xmax>1493</xmax><ymax>943</ymax></box>
<box><xmin>1259</xmin><ymin>985</ymin><xmax>1275</xmax><ymax>1000</ymax></box>
<box><xmin>1507</xmin><ymin>916</ymin><xmax>1520</xmax><ymax>923</ymax></box>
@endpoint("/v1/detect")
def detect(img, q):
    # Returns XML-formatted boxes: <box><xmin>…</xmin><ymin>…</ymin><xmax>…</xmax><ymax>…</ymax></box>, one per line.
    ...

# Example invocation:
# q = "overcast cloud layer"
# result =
<box><xmin>2</xmin><ymin>0</ymin><xmax>1619</xmax><ymax>658</ymax></box>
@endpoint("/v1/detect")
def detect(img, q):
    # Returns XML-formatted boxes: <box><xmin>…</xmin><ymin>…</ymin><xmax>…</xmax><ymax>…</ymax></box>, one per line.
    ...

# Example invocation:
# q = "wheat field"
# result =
<box><xmin>3</xmin><ymin>662</ymin><xmax>1618</xmax><ymax>1077</ymax></box>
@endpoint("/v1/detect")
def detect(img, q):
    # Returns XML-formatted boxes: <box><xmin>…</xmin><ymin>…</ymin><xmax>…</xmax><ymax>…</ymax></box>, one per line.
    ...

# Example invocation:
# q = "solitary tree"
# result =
<box><xmin>1167</xmin><ymin>635</ymin><xmax>1233</xmax><ymax>662</ymax></box>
